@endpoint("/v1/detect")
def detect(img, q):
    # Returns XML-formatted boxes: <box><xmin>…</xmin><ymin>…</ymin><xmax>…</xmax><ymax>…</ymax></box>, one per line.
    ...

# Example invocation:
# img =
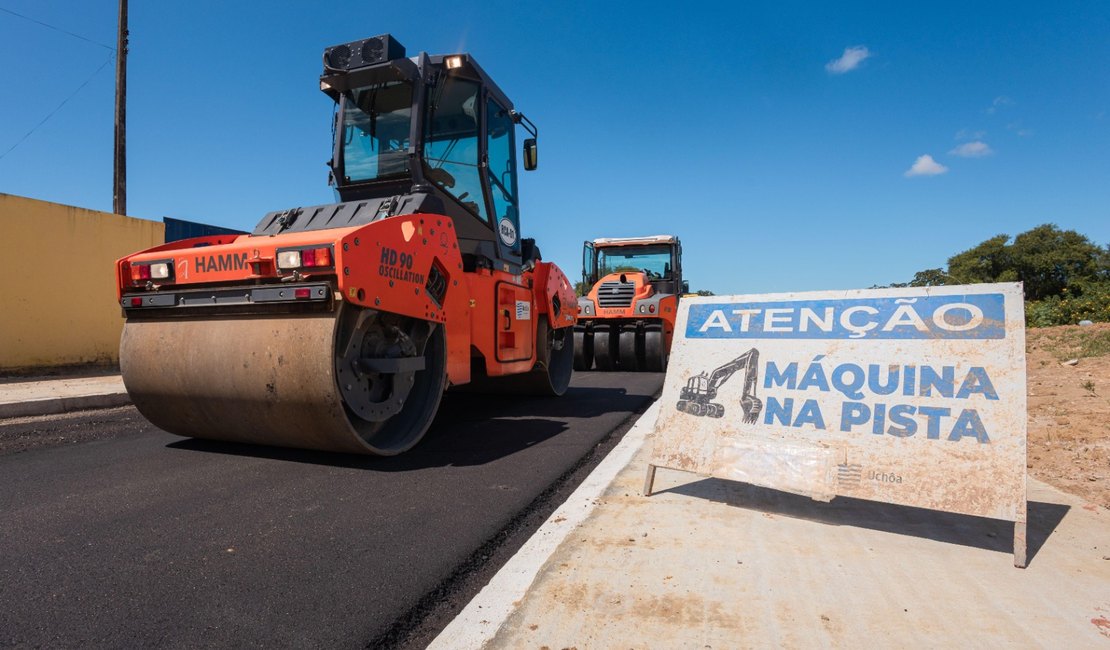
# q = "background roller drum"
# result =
<box><xmin>573</xmin><ymin>329</ymin><xmax>593</xmax><ymax>371</ymax></box>
<box><xmin>592</xmin><ymin>324</ymin><xmax>617</xmax><ymax>371</ymax></box>
<box><xmin>644</xmin><ymin>328</ymin><xmax>667</xmax><ymax>372</ymax></box>
<box><xmin>619</xmin><ymin>328</ymin><xmax>640</xmax><ymax>371</ymax></box>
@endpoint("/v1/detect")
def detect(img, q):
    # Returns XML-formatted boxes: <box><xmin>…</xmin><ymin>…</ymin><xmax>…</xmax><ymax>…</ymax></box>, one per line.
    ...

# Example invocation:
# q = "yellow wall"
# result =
<box><xmin>0</xmin><ymin>193</ymin><xmax>164</xmax><ymax>371</ymax></box>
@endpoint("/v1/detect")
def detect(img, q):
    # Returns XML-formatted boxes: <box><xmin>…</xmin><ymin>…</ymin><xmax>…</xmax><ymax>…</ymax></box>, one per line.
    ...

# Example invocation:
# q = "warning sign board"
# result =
<box><xmin>647</xmin><ymin>283</ymin><xmax>1028</xmax><ymax>565</ymax></box>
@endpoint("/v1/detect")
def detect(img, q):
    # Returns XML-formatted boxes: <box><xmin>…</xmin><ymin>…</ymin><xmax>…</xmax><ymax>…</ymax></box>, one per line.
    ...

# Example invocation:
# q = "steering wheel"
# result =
<box><xmin>425</xmin><ymin>166</ymin><xmax>456</xmax><ymax>188</ymax></box>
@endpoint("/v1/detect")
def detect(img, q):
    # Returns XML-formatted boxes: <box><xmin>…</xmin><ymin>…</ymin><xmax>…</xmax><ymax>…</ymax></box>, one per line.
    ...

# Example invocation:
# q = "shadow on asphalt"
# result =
<box><xmin>165</xmin><ymin>386</ymin><xmax>649</xmax><ymax>471</ymax></box>
<box><xmin>439</xmin><ymin>385</ymin><xmax>648</xmax><ymax>420</ymax></box>
<box><xmin>660</xmin><ymin>478</ymin><xmax>1069</xmax><ymax>566</ymax></box>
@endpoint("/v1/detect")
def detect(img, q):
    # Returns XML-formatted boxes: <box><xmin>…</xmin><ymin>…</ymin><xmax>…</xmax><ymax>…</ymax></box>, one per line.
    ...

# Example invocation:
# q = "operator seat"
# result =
<box><xmin>521</xmin><ymin>238</ymin><xmax>541</xmax><ymax>271</ymax></box>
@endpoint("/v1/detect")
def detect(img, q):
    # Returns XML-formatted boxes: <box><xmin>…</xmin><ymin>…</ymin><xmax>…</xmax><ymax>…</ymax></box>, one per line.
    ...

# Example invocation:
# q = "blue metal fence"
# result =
<box><xmin>163</xmin><ymin>217</ymin><xmax>246</xmax><ymax>243</ymax></box>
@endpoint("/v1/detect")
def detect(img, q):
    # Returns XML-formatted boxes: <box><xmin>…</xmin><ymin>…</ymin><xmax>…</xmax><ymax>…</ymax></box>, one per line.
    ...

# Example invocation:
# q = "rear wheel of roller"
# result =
<box><xmin>511</xmin><ymin>317</ymin><xmax>574</xmax><ymax>396</ymax></box>
<box><xmin>593</xmin><ymin>325</ymin><xmax>616</xmax><ymax>371</ymax></box>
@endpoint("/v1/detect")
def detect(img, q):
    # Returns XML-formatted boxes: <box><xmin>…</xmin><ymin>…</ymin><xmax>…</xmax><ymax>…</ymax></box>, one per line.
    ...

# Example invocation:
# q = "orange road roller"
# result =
<box><xmin>116</xmin><ymin>35</ymin><xmax>577</xmax><ymax>455</ymax></box>
<box><xmin>574</xmin><ymin>235</ymin><xmax>684</xmax><ymax>372</ymax></box>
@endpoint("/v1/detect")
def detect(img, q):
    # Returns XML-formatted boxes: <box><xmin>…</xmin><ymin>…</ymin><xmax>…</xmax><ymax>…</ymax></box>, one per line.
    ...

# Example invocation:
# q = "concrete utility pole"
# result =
<box><xmin>113</xmin><ymin>0</ymin><xmax>127</xmax><ymax>215</ymax></box>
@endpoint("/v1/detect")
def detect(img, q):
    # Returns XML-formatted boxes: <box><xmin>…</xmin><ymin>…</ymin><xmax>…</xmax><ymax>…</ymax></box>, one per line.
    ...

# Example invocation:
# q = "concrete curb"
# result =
<box><xmin>0</xmin><ymin>392</ymin><xmax>132</xmax><ymax>419</ymax></box>
<box><xmin>429</xmin><ymin>400</ymin><xmax>661</xmax><ymax>649</ymax></box>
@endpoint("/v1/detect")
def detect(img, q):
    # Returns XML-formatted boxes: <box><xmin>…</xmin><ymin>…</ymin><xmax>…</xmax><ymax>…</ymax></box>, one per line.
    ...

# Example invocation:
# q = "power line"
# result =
<box><xmin>0</xmin><ymin>51</ymin><xmax>115</xmax><ymax>162</ymax></box>
<box><xmin>0</xmin><ymin>6</ymin><xmax>115</xmax><ymax>51</ymax></box>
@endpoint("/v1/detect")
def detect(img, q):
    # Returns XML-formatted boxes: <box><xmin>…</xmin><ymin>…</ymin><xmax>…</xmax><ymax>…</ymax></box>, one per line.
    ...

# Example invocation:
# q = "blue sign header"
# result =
<box><xmin>686</xmin><ymin>294</ymin><xmax>1005</xmax><ymax>340</ymax></box>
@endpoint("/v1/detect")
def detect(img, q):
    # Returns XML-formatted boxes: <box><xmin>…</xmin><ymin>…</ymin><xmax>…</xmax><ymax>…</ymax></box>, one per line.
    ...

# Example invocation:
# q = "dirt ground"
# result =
<box><xmin>1026</xmin><ymin>322</ymin><xmax>1110</xmax><ymax>509</ymax></box>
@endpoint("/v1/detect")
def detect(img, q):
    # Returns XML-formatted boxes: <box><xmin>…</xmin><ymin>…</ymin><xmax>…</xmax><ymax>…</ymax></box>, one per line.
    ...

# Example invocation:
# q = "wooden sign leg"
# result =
<box><xmin>1013</xmin><ymin>518</ymin><xmax>1027</xmax><ymax>568</ymax></box>
<box><xmin>643</xmin><ymin>464</ymin><xmax>658</xmax><ymax>497</ymax></box>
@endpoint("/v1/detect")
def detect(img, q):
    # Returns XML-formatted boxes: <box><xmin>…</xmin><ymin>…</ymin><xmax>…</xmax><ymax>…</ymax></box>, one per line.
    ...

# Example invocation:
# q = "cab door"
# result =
<box><xmin>495</xmin><ymin>281</ymin><xmax>533</xmax><ymax>362</ymax></box>
<box><xmin>485</xmin><ymin>98</ymin><xmax>521</xmax><ymax>262</ymax></box>
<box><xmin>583</xmin><ymin>241</ymin><xmax>596</xmax><ymax>286</ymax></box>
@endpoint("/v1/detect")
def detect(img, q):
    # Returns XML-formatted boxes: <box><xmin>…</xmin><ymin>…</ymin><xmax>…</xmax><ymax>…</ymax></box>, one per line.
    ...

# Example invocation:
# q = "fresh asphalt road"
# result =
<box><xmin>0</xmin><ymin>372</ymin><xmax>663</xmax><ymax>648</ymax></box>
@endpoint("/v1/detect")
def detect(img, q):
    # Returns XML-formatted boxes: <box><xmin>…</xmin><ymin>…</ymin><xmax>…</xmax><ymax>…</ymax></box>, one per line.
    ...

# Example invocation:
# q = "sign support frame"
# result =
<box><xmin>645</xmin><ymin>283</ymin><xmax>1029</xmax><ymax>568</ymax></box>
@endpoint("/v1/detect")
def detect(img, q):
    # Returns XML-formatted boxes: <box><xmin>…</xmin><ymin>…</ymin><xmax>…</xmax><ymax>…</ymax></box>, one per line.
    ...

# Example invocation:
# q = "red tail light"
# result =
<box><xmin>302</xmin><ymin>247</ymin><xmax>331</xmax><ymax>268</ymax></box>
<box><xmin>277</xmin><ymin>246</ymin><xmax>333</xmax><ymax>270</ymax></box>
<box><xmin>130</xmin><ymin>261</ymin><xmax>171</xmax><ymax>282</ymax></box>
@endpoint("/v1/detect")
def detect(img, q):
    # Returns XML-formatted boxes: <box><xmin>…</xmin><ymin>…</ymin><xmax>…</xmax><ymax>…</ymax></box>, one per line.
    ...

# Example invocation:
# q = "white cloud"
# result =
<box><xmin>904</xmin><ymin>154</ymin><xmax>949</xmax><ymax>177</ymax></box>
<box><xmin>949</xmin><ymin>141</ymin><xmax>994</xmax><ymax>157</ymax></box>
<box><xmin>955</xmin><ymin>128</ymin><xmax>986</xmax><ymax>141</ymax></box>
<box><xmin>986</xmin><ymin>96</ymin><xmax>1015</xmax><ymax>114</ymax></box>
<box><xmin>825</xmin><ymin>46</ymin><xmax>872</xmax><ymax>74</ymax></box>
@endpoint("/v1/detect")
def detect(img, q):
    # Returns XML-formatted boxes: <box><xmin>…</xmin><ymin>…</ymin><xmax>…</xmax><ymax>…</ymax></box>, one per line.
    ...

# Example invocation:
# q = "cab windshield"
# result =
<box><xmin>598</xmin><ymin>245</ymin><xmax>673</xmax><ymax>280</ymax></box>
<box><xmin>340</xmin><ymin>81</ymin><xmax>413</xmax><ymax>183</ymax></box>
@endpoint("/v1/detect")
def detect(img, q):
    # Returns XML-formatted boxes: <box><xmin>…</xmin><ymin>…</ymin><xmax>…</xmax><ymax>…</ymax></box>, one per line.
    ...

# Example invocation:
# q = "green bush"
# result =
<box><xmin>1025</xmin><ymin>280</ymin><xmax>1110</xmax><ymax>326</ymax></box>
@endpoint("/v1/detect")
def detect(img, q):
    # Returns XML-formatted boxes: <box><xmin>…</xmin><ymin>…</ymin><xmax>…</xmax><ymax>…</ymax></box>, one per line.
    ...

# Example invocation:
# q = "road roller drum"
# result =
<box><xmin>121</xmin><ymin>304</ymin><xmax>448</xmax><ymax>455</ymax></box>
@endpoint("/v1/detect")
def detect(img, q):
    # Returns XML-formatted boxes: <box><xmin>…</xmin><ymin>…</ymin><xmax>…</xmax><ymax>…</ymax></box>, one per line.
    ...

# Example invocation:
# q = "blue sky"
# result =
<box><xmin>2</xmin><ymin>1</ymin><xmax>1107</xmax><ymax>294</ymax></box>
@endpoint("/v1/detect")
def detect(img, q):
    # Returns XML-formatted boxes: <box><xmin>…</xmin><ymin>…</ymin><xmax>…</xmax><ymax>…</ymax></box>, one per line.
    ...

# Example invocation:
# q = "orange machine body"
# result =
<box><xmin>117</xmin><ymin>213</ymin><xmax>577</xmax><ymax>387</ymax></box>
<box><xmin>114</xmin><ymin>34</ymin><xmax>577</xmax><ymax>456</ymax></box>
<box><xmin>584</xmin><ymin>270</ymin><xmax>679</xmax><ymax>353</ymax></box>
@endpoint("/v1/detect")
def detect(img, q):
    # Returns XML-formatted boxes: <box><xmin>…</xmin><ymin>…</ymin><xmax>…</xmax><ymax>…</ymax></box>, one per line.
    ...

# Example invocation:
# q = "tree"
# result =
<box><xmin>908</xmin><ymin>268</ymin><xmax>954</xmax><ymax>287</ymax></box>
<box><xmin>899</xmin><ymin>224</ymin><xmax>1108</xmax><ymax>301</ymax></box>
<box><xmin>1008</xmin><ymin>224</ymin><xmax>1109</xmax><ymax>300</ymax></box>
<box><xmin>947</xmin><ymin>234</ymin><xmax>1013</xmax><ymax>285</ymax></box>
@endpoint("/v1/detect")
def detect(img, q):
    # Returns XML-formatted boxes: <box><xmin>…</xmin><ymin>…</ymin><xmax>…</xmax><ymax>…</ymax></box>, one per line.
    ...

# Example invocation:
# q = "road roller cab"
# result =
<box><xmin>314</xmin><ymin>34</ymin><xmax>540</xmax><ymax>269</ymax></box>
<box><xmin>574</xmin><ymin>235</ymin><xmax>684</xmax><ymax>372</ymax></box>
<box><xmin>115</xmin><ymin>35</ymin><xmax>577</xmax><ymax>456</ymax></box>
